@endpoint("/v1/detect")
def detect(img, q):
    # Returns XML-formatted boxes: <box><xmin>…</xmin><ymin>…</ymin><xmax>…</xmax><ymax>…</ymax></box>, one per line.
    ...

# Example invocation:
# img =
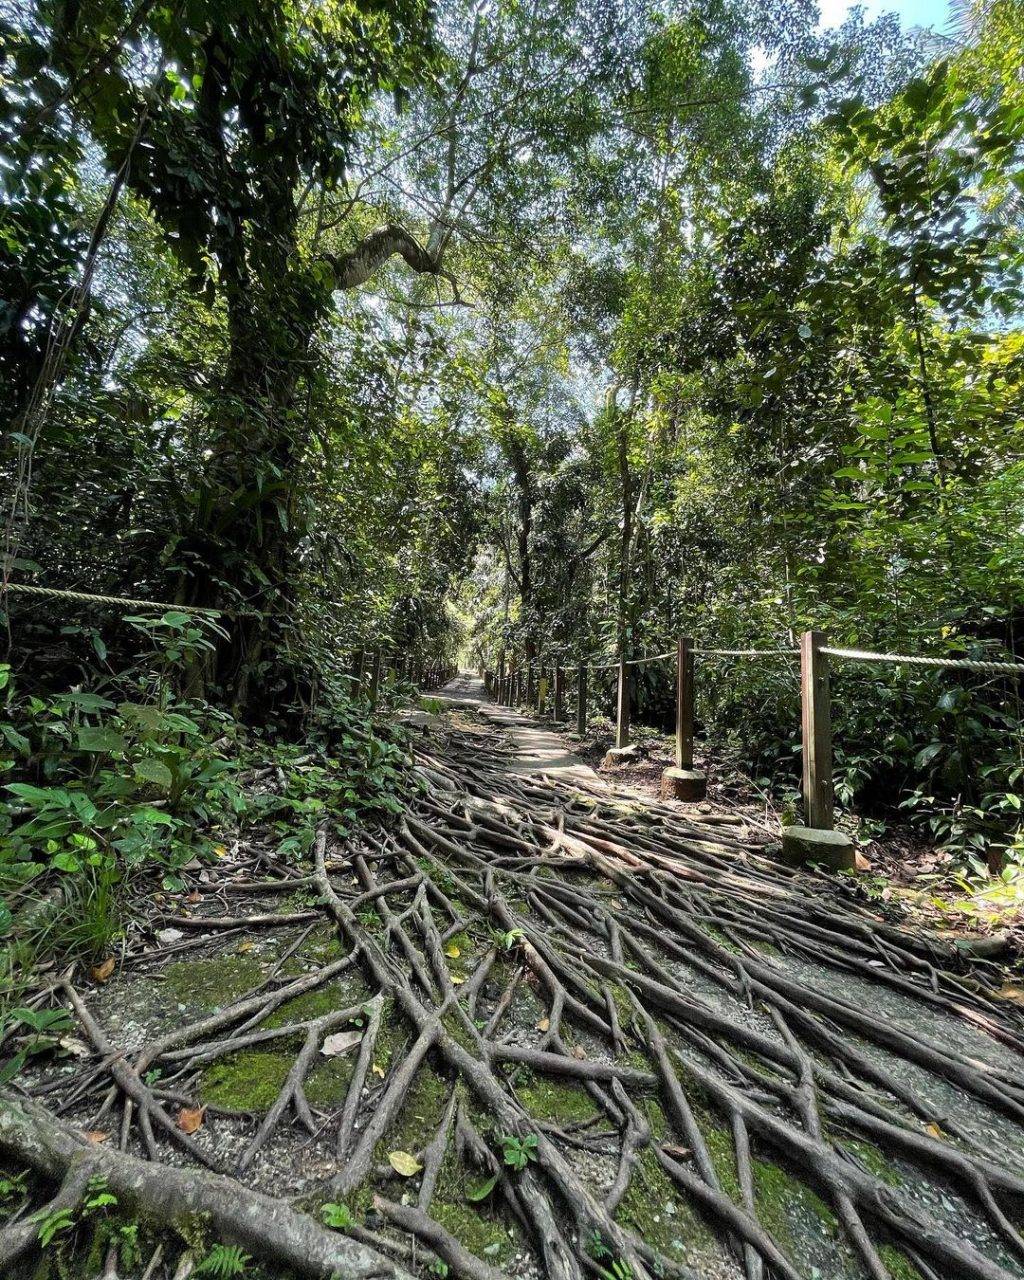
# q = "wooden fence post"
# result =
<box><xmin>537</xmin><ymin>670</ymin><xmax>548</xmax><ymax>715</ymax></box>
<box><xmin>350</xmin><ymin>650</ymin><xmax>364</xmax><ymax>697</ymax></box>
<box><xmin>614</xmin><ymin>655</ymin><xmax>630</xmax><ymax>750</ymax></box>
<box><xmin>553</xmin><ymin>665</ymin><xmax>564</xmax><ymax>721</ymax></box>
<box><xmin>497</xmin><ymin>655</ymin><xmax>506</xmax><ymax>705</ymax></box>
<box><xmin>800</xmin><ymin>630</ymin><xmax>834</xmax><ymax>830</ymax></box>
<box><xmin>660</xmin><ymin>636</ymin><xmax>706</xmax><ymax>801</ymax></box>
<box><xmin>369</xmin><ymin>651</ymin><xmax>382</xmax><ymax>709</ymax></box>
<box><xmin>526</xmin><ymin>660</ymin><xmax>535</xmax><ymax>707</ymax></box>
<box><xmin>576</xmin><ymin>663</ymin><xmax>588</xmax><ymax>736</ymax></box>
<box><xmin>675</xmin><ymin>636</ymin><xmax>694</xmax><ymax>769</ymax></box>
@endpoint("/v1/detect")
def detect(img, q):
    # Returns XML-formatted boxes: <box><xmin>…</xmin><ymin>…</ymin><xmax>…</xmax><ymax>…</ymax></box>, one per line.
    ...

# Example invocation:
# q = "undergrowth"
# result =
<box><xmin>0</xmin><ymin>612</ymin><xmax>412</xmax><ymax>1012</ymax></box>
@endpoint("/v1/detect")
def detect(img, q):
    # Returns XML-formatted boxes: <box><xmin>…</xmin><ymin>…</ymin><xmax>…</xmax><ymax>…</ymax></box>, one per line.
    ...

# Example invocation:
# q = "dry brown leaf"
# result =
<box><xmin>177</xmin><ymin>1105</ymin><xmax>206</xmax><ymax>1135</ymax></box>
<box><xmin>925</xmin><ymin>1122</ymin><xmax>944</xmax><ymax>1139</ymax></box>
<box><xmin>572</xmin><ymin>1045</ymin><xmax>586</xmax><ymax>1060</ymax></box>
<box><xmin>536</xmin><ymin>1016</ymin><xmax>550</xmax><ymax>1032</ymax></box>
<box><xmin>388</xmin><ymin>1150</ymin><xmax>422</xmax><ymax>1177</ymax></box>
<box><xmin>84</xmin><ymin>1131</ymin><xmax>109</xmax><ymax>1144</ymax></box>
<box><xmin>372</xmin><ymin>1063</ymin><xmax>386</xmax><ymax>1078</ymax></box>
<box><xmin>90</xmin><ymin>958</ymin><xmax>115</xmax><ymax>983</ymax></box>
<box><xmin>236</xmin><ymin>940</ymin><xmax>254</xmax><ymax>954</ymax></box>
<box><xmin>664</xmin><ymin>1144</ymin><xmax>692</xmax><ymax>1160</ymax></box>
<box><xmin>321</xmin><ymin>1029</ymin><xmax>362</xmax><ymax>1057</ymax></box>
<box><xmin>185</xmin><ymin>891</ymin><xmax>202</xmax><ymax>904</ymax></box>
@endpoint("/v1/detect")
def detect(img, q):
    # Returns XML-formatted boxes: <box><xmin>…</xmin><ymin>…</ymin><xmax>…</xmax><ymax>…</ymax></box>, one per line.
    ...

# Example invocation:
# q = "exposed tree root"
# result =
<box><xmin>7</xmin><ymin>707</ymin><xmax>1024</xmax><ymax>1279</ymax></box>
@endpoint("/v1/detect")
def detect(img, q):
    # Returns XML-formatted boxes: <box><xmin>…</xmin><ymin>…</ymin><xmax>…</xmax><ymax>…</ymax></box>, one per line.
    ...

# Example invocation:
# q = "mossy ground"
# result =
<box><xmin>162</xmin><ymin>953</ymin><xmax>265</xmax><ymax>1011</ymax></box>
<box><xmin>200</xmin><ymin>1045</ymin><xmax>354</xmax><ymax>1110</ymax></box>
<box><xmin>516</xmin><ymin>1074</ymin><xmax>597</xmax><ymax>1124</ymax></box>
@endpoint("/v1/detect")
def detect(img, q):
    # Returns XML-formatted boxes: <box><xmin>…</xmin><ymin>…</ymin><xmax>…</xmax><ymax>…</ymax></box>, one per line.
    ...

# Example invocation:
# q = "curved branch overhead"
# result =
<box><xmin>328</xmin><ymin>225</ymin><xmax>443</xmax><ymax>290</ymax></box>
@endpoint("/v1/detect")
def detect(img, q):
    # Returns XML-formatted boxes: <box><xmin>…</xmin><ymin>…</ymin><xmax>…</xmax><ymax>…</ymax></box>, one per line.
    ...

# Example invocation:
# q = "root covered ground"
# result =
<box><xmin>5</xmin><ymin>685</ymin><xmax>1024</xmax><ymax>1280</ymax></box>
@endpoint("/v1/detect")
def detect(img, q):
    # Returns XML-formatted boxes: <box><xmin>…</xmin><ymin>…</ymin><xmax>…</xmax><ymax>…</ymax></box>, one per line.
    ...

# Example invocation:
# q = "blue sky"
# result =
<box><xmin>819</xmin><ymin>0</ymin><xmax>950</xmax><ymax>30</ymax></box>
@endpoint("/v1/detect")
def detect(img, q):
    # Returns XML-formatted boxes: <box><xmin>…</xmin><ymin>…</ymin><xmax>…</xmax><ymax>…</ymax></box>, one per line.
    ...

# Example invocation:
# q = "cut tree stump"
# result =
<box><xmin>660</xmin><ymin>766</ymin><xmax>707</xmax><ymax>802</ymax></box>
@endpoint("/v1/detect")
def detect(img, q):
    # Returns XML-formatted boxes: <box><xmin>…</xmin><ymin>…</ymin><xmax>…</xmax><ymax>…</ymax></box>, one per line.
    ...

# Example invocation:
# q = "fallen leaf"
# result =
<box><xmin>321</xmin><ymin>1030</ymin><xmax>362</xmax><ymax>1057</ymax></box>
<box><xmin>90</xmin><ymin>958</ymin><xmax>115</xmax><ymax>983</ymax></box>
<box><xmin>57</xmin><ymin>1036</ymin><xmax>91</xmax><ymax>1059</ymax></box>
<box><xmin>84</xmin><ymin>1131</ymin><xmax>109</xmax><ymax>1144</ymax></box>
<box><xmin>177</xmin><ymin>1105</ymin><xmax>205</xmax><ymax>1135</ymax></box>
<box><xmin>186</xmin><ymin>892</ymin><xmax>202</xmax><ymax>904</ymax></box>
<box><xmin>372</xmin><ymin>1063</ymin><xmax>386</xmax><ymax>1078</ymax></box>
<box><xmin>925</xmin><ymin>1122</ymin><xmax>944</xmax><ymax>1139</ymax></box>
<box><xmin>213</xmin><ymin>845</ymin><xmax>227</xmax><ymax>858</ymax></box>
<box><xmin>388</xmin><ymin>1150</ymin><xmax>422</xmax><ymax>1177</ymax></box>
<box><xmin>445</xmin><ymin>944</ymin><xmax>461</xmax><ymax>959</ymax></box>
<box><xmin>157</xmin><ymin>928</ymin><xmax>183</xmax><ymax>945</ymax></box>
<box><xmin>572</xmin><ymin>1045</ymin><xmax>586</xmax><ymax>1060</ymax></box>
<box><xmin>236</xmin><ymin>940</ymin><xmax>254</xmax><ymax>954</ymax></box>
<box><xmin>451</xmin><ymin>974</ymin><xmax>465</xmax><ymax>985</ymax></box>
<box><xmin>536</xmin><ymin>1016</ymin><xmax>550</xmax><ymax>1032</ymax></box>
<box><xmin>664</xmin><ymin>1145</ymin><xmax>692</xmax><ymax>1160</ymax></box>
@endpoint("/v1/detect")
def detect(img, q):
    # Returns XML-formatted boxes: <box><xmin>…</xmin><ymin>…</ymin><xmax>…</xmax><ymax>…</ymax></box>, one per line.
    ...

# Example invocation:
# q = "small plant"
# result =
<box><xmin>320</xmin><ymin>1202</ymin><xmax>355</xmax><ymax>1231</ymax></box>
<box><xmin>500</xmin><ymin>1132</ymin><xmax>538</xmax><ymax>1170</ymax></box>
<box><xmin>35</xmin><ymin>1205</ymin><xmax>75</xmax><ymax>1248</ymax></box>
<box><xmin>193</xmin><ymin>1243</ymin><xmax>250</xmax><ymax>1277</ymax></box>
<box><xmin>0</xmin><ymin>1005</ymin><xmax>74</xmax><ymax>1086</ymax></box>
<box><xmin>429</xmin><ymin>1260</ymin><xmax>450</xmax><ymax>1277</ymax></box>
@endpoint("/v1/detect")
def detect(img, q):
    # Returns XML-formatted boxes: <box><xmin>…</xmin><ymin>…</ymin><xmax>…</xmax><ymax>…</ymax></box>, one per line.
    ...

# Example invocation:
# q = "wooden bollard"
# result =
<box><xmin>661</xmin><ymin>637</ymin><xmax>706</xmax><ymax>801</ymax></box>
<box><xmin>537</xmin><ymin>673</ymin><xmax>548</xmax><ymax>715</ymax></box>
<box><xmin>800</xmin><ymin>630</ymin><xmax>833</xmax><ymax>829</ymax></box>
<box><xmin>526</xmin><ymin>661</ymin><xmax>535</xmax><ymax>707</ymax></box>
<box><xmin>614</xmin><ymin>656</ymin><xmax>630</xmax><ymax>749</ymax></box>
<box><xmin>369</xmin><ymin>651</ymin><xmax>382</xmax><ymax>709</ymax></box>
<box><xmin>497</xmin><ymin>655</ymin><xmax>506</xmax><ymax>704</ymax></box>
<box><xmin>576</xmin><ymin>663</ymin><xmax>588</xmax><ymax>736</ymax></box>
<box><xmin>783</xmin><ymin>631</ymin><xmax>855</xmax><ymax>869</ymax></box>
<box><xmin>553</xmin><ymin>665</ymin><xmax>564</xmax><ymax>721</ymax></box>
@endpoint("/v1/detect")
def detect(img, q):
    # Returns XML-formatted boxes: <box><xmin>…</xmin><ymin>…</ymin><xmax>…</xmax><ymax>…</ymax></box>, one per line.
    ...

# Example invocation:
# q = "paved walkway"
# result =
<box><xmin>435</xmin><ymin>672</ymin><xmax>598</xmax><ymax>781</ymax></box>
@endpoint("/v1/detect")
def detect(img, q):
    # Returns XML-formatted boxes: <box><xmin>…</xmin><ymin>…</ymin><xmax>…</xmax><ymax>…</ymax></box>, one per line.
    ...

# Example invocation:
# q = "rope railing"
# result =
<box><xmin>2</xmin><ymin>580</ymin><xmax>455</xmax><ymax>706</ymax></box>
<box><xmin>1</xmin><ymin>580</ymin><xmax>224</xmax><ymax>616</ymax></box>
<box><xmin>489</xmin><ymin>626</ymin><xmax>1023</xmax><ymax>856</ymax></box>
<box><xmin>821</xmin><ymin>645</ymin><xmax>1024</xmax><ymax>676</ymax></box>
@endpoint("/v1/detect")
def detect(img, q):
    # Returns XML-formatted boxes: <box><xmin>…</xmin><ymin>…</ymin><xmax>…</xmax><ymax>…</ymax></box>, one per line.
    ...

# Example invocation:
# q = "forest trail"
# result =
<box><xmin>439</xmin><ymin>672</ymin><xmax>599</xmax><ymax>780</ymax></box>
<box><xmin>7</xmin><ymin>693</ymin><xmax>1024</xmax><ymax>1280</ymax></box>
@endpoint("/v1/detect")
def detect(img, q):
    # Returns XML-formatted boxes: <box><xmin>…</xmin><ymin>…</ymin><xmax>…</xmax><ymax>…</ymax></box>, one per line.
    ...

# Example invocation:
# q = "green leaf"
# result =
<box><xmin>465</xmin><ymin>1174</ymin><xmax>499</xmax><ymax>1202</ymax></box>
<box><xmin>78</xmin><ymin>726</ymin><xmax>126</xmax><ymax>754</ymax></box>
<box><xmin>134</xmin><ymin>759</ymin><xmax>174</xmax><ymax>789</ymax></box>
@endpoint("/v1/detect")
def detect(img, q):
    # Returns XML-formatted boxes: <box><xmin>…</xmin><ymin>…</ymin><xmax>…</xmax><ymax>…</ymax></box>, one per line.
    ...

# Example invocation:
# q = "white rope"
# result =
<box><xmin>692</xmin><ymin>647</ymin><xmax>798</xmax><ymax>658</ymax></box>
<box><xmin>1</xmin><ymin>581</ymin><xmax>223</xmax><ymax>616</ymax></box>
<box><xmin>821</xmin><ymin>646</ymin><xmax>1024</xmax><ymax>675</ymax></box>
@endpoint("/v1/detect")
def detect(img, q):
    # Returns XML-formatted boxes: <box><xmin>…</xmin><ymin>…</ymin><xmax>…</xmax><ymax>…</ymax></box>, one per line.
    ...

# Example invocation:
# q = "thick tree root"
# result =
<box><xmin>8</xmin><ymin>711</ymin><xmax>1024</xmax><ymax>1279</ymax></box>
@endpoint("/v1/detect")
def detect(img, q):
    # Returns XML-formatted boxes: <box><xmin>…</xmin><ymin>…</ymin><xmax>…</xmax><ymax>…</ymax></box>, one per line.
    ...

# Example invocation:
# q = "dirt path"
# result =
<box><xmin>5</xmin><ymin>698</ymin><xmax>1024</xmax><ymax>1280</ymax></box>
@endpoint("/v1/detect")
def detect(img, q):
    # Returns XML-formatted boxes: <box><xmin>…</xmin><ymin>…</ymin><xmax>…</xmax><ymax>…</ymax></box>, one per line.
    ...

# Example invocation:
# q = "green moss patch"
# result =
<box><xmin>431</xmin><ymin>1149</ymin><xmax>515</xmax><ymax>1264</ymax></box>
<box><xmin>200</xmin><ymin>1046</ymin><xmax>354</xmax><ymax>1111</ymax></box>
<box><xmin>615</xmin><ymin>1148</ymin><xmax>715</xmax><ymax>1260</ymax></box>
<box><xmin>162</xmin><ymin>954</ymin><xmax>264</xmax><ymax>1011</ymax></box>
<box><xmin>202</xmin><ymin>1051</ymin><xmax>292</xmax><ymax>1111</ymax></box>
<box><xmin>517</xmin><ymin>1075</ymin><xmax>597</xmax><ymax>1124</ymax></box>
<box><xmin>386</xmin><ymin>1061</ymin><xmax>450</xmax><ymax>1153</ymax></box>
